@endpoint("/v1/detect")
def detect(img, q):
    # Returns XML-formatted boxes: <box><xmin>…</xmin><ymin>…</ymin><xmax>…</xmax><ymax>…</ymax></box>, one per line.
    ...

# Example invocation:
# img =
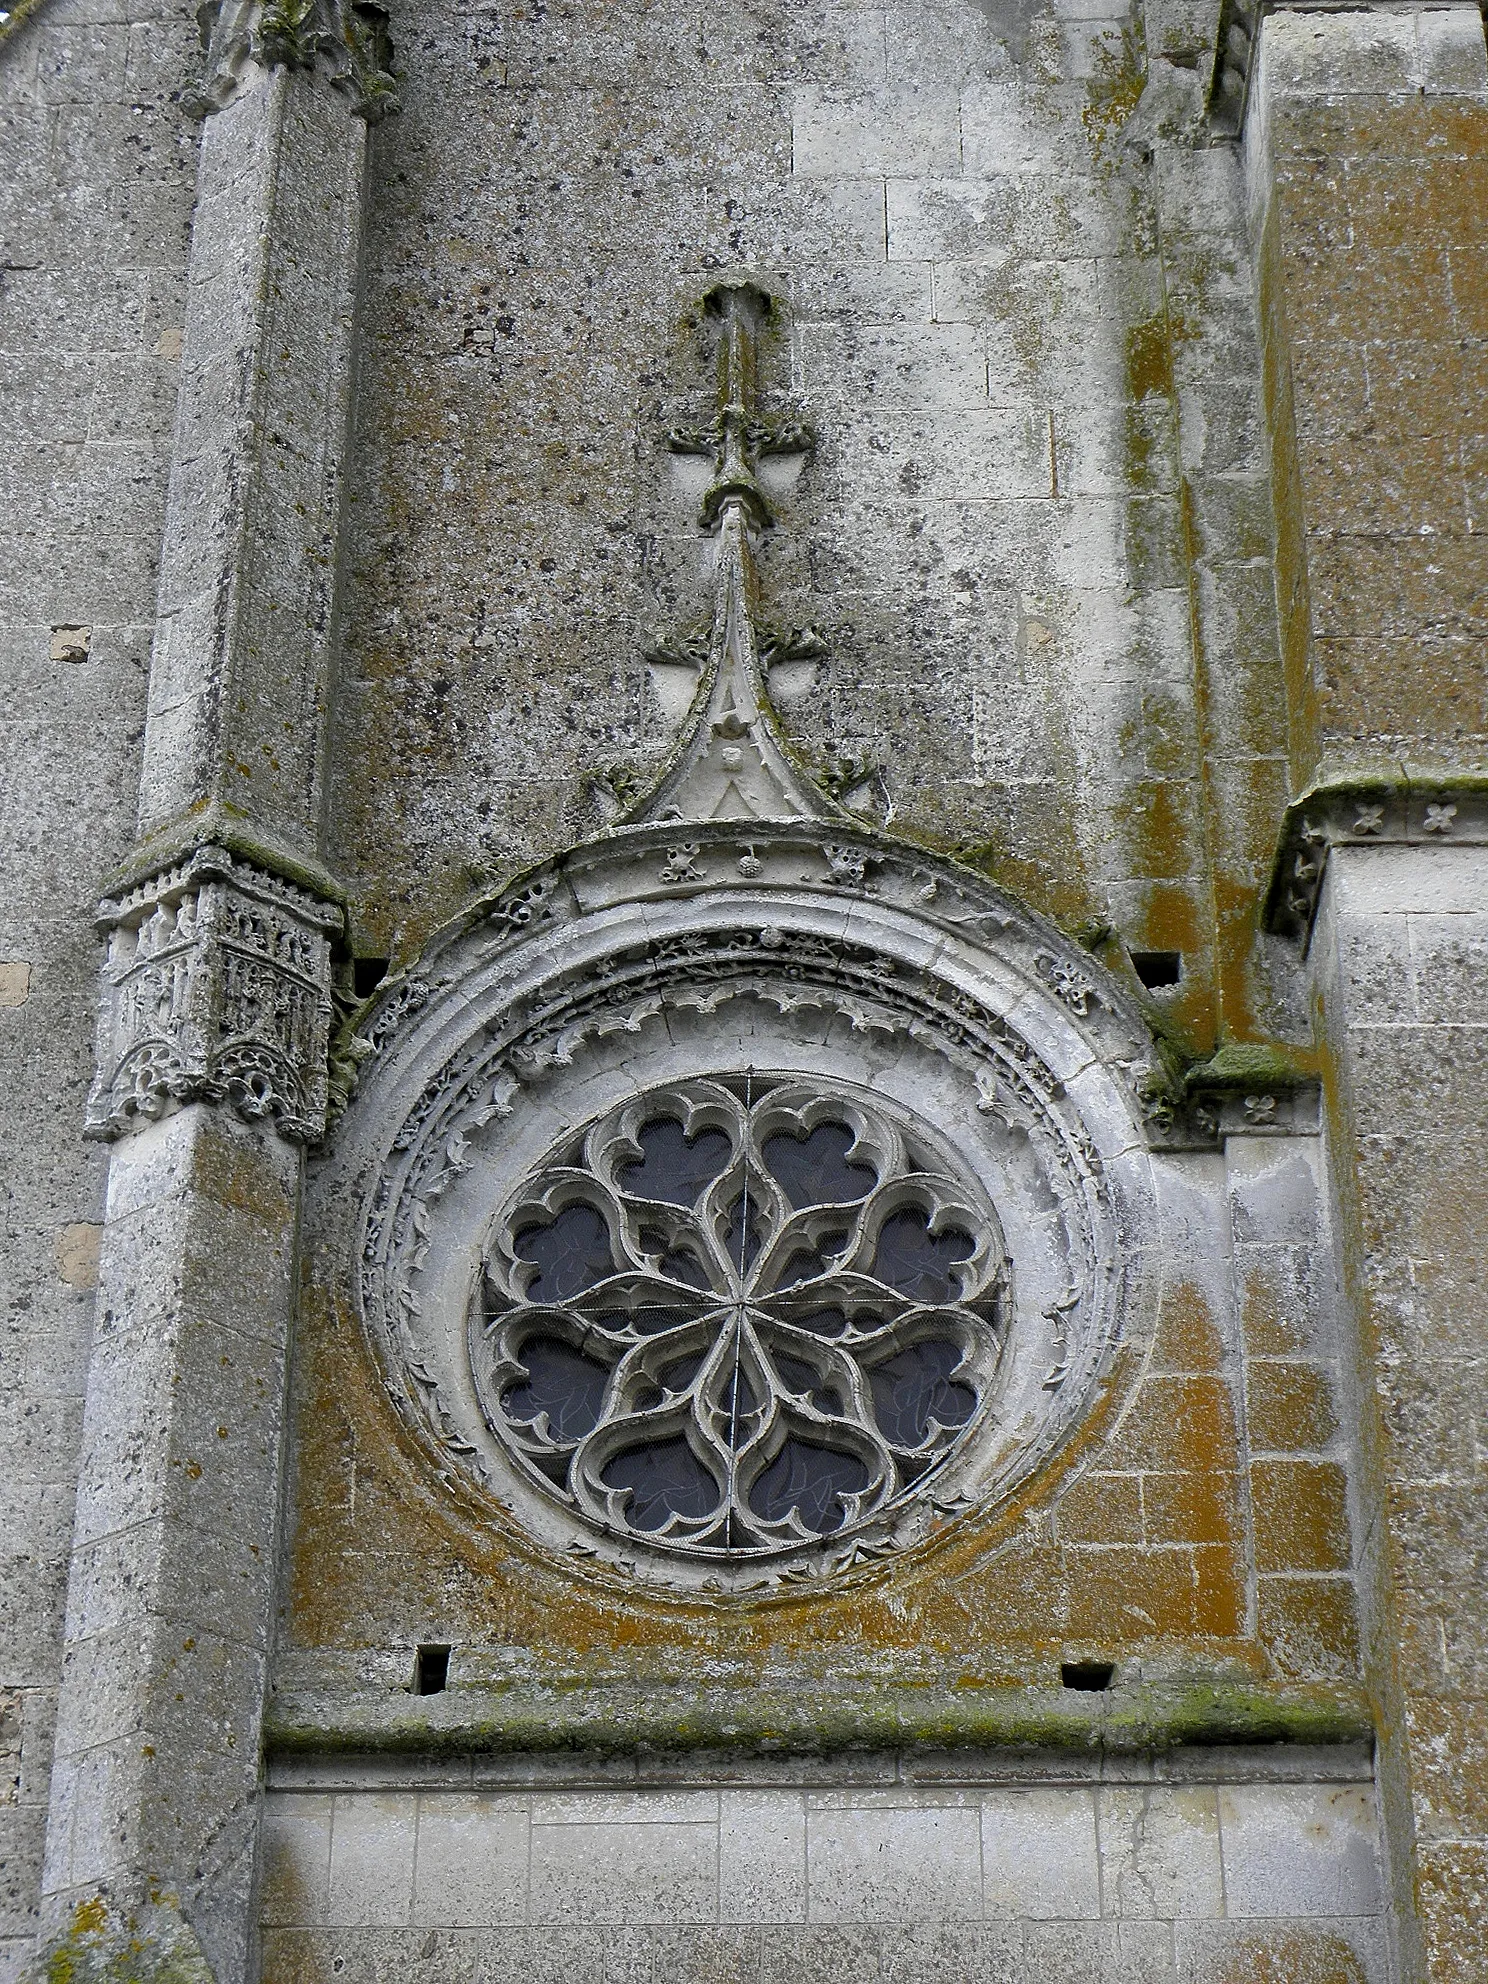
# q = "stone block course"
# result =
<box><xmin>260</xmin><ymin>1774</ymin><xmax>1384</xmax><ymax>1943</ymax></box>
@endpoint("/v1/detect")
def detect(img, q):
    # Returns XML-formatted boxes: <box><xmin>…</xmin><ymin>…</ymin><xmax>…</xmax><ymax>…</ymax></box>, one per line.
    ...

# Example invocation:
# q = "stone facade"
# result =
<box><xmin>1</xmin><ymin>1</ymin><xmax>1485</xmax><ymax>1981</ymax></box>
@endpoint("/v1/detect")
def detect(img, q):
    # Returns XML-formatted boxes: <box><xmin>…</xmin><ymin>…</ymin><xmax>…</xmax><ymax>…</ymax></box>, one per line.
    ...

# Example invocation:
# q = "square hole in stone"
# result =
<box><xmin>1061</xmin><ymin>1660</ymin><xmax>1115</xmax><ymax>1691</ymax></box>
<box><xmin>1131</xmin><ymin>951</ymin><xmax>1182</xmax><ymax>989</ymax></box>
<box><xmin>412</xmin><ymin>1644</ymin><xmax>451</xmax><ymax>1695</ymax></box>
<box><xmin>354</xmin><ymin>956</ymin><xmax>390</xmax><ymax>999</ymax></box>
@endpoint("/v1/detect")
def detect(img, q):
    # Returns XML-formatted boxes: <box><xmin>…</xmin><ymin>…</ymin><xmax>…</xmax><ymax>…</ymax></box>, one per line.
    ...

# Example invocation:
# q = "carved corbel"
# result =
<box><xmin>1264</xmin><ymin>774</ymin><xmax>1488</xmax><ymax>949</ymax></box>
<box><xmin>189</xmin><ymin>0</ymin><xmax>398</xmax><ymax>120</ymax></box>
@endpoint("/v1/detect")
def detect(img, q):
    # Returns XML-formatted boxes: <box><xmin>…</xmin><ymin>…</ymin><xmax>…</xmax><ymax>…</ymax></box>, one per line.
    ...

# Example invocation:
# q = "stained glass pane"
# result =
<box><xmin>638</xmin><ymin>1227</ymin><xmax>710</xmax><ymax>1289</ymax></box>
<box><xmin>602</xmin><ymin>1437</ymin><xmax>719</xmax><ymax>1528</ymax></box>
<box><xmin>792</xmin><ymin>1307</ymin><xmax>848</xmax><ymax>1338</ymax></box>
<box><xmin>871</xmin><ymin>1208</ymin><xmax>973</xmax><ymax>1301</ymax></box>
<box><xmin>501</xmin><ymin>1337</ymin><xmax>610</xmax><ymax>1439</ymax></box>
<box><xmin>868</xmin><ymin>1339</ymin><xmax>975</xmax><ymax>1447</ymax></box>
<box><xmin>659</xmin><ymin>1350</ymin><xmax>705</xmax><ymax>1392</ymax></box>
<box><xmin>762</xmin><ymin>1122</ymin><xmax>875</xmax><ymax>1208</ymax></box>
<box><xmin>515</xmin><ymin>1204</ymin><xmax>614</xmax><ymax>1301</ymax></box>
<box><xmin>772</xmin><ymin>1351</ymin><xmax>845</xmax><ymax>1416</ymax></box>
<box><xmin>775</xmin><ymin>1229</ymin><xmax>850</xmax><ymax>1288</ymax></box>
<box><xmin>750</xmin><ymin>1438</ymin><xmax>870</xmax><ymax>1534</ymax></box>
<box><xmin>619</xmin><ymin>1118</ymin><xmax>731</xmax><ymax>1206</ymax></box>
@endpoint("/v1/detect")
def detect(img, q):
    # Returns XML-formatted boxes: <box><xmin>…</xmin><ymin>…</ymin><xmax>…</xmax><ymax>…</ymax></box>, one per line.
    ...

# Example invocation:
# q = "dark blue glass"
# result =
<box><xmin>619</xmin><ymin>1118</ymin><xmax>731</xmax><ymax>1206</ymax></box>
<box><xmin>750</xmin><ymin>1438</ymin><xmax>870</xmax><ymax>1534</ymax></box>
<box><xmin>514</xmin><ymin>1204</ymin><xmax>614</xmax><ymax>1301</ymax></box>
<box><xmin>868</xmin><ymin>1339</ymin><xmax>975</xmax><ymax>1447</ymax></box>
<box><xmin>871</xmin><ymin>1209</ymin><xmax>973</xmax><ymax>1301</ymax></box>
<box><xmin>602</xmin><ymin>1438</ymin><xmax>719</xmax><ymax>1529</ymax></box>
<box><xmin>771</xmin><ymin>1352</ymin><xmax>844</xmax><ymax>1416</ymax></box>
<box><xmin>762</xmin><ymin>1122</ymin><xmax>876</xmax><ymax>1208</ymax></box>
<box><xmin>501</xmin><ymin>1337</ymin><xmax>610</xmax><ymax>1439</ymax></box>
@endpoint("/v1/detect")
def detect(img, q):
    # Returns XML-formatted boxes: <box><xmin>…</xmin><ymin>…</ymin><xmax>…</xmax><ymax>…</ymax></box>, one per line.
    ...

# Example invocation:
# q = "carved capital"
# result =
<box><xmin>86</xmin><ymin>846</ymin><xmax>343</xmax><ymax>1145</ymax></box>
<box><xmin>190</xmin><ymin>0</ymin><xmax>398</xmax><ymax>121</ymax></box>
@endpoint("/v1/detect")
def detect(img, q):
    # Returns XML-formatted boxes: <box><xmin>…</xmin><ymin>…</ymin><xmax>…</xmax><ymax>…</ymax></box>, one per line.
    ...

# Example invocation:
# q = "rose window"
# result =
<box><xmin>473</xmin><ymin>1076</ymin><xmax>1009</xmax><ymax>1564</ymax></box>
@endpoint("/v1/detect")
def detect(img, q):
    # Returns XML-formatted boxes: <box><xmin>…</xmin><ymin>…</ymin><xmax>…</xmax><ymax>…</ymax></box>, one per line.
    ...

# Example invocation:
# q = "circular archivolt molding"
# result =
<box><xmin>328</xmin><ymin>821</ymin><xmax>1165</xmax><ymax>1595</ymax></box>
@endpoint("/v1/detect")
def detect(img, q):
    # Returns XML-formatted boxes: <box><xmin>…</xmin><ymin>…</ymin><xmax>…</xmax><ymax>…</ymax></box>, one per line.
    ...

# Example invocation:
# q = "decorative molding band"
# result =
<box><xmin>86</xmin><ymin>844</ymin><xmax>343</xmax><ymax>1144</ymax></box>
<box><xmin>189</xmin><ymin>0</ymin><xmax>398</xmax><ymax>121</ymax></box>
<box><xmin>104</xmin><ymin>808</ymin><xmax>347</xmax><ymax>910</ymax></box>
<box><xmin>264</xmin><ymin>1673</ymin><xmax>1375</xmax><ymax>1761</ymax></box>
<box><xmin>1265</xmin><ymin>775</ymin><xmax>1488</xmax><ymax>949</ymax></box>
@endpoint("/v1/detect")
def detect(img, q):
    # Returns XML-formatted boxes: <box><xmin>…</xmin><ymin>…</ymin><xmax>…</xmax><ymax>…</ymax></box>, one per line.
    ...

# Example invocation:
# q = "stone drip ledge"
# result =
<box><xmin>1265</xmin><ymin>772</ymin><xmax>1488</xmax><ymax>949</ymax></box>
<box><xmin>267</xmin><ymin>1737</ymin><xmax>1376</xmax><ymax>1796</ymax></box>
<box><xmin>264</xmin><ymin>1679</ymin><xmax>1373</xmax><ymax>1764</ymax></box>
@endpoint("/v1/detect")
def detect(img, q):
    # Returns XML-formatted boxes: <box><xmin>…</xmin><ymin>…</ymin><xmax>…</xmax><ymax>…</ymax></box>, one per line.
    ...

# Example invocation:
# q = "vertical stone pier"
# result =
<box><xmin>29</xmin><ymin>9</ymin><xmax>385</xmax><ymax>1976</ymax></box>
<box><xmin>1250</xmin><ymin>8</ymin><xmax>1488</xmax><ymax>1978</ymax></box>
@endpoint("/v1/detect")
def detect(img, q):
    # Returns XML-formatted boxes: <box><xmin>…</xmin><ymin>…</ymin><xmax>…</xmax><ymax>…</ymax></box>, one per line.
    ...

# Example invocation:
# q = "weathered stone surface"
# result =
<box><xmin>0</xmin><ymin>2</ymin><xmax>199</xmax><ymax>1974</ymax></box>
<box><xmin>5</xmin><ymin>0</ymin><xmax>1488</xmax><ymax>1976</ymax></box>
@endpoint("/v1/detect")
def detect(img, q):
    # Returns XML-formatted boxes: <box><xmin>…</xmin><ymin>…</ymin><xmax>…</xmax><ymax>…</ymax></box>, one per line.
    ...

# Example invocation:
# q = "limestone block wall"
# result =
<box><xmin>1246</xmin><ymin>14</ymin><xmax>1488</xmax><ymax>1979</ymax></box>
<box><xmin>259</xmin><ymin>1752</ymin><xmax>1387</xmax><ymax>1984</ymax></box>
<box><xmin>330</xmin><ymin>0</ymin><xmax>1294</xmax><ymax>1050</ymax></box>
<box><xmin>1248</xmin><ymin>4</ymin><xmax>1488</xmax><ymax>788</ymax></box>
<box><xmin>1316</xmin><ymin>844</ymin><xmax>1488</xmax><ymax>1984</ymax></box>
<box><xmin>0</xmin><ymin>1</ymin><xmax>197</xmax><ymax>1971</ymax></box>
<box><xmin>2</xmin><ymin>0</ymin><xmax>1485</xmax><ymax>1977</ymax></box>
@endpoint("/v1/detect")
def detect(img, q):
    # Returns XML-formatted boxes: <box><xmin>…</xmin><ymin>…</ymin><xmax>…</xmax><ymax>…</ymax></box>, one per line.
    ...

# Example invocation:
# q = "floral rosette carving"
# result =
<box><xmin>471</xmin><ymin>1077</ymin><xmax>1010</xmax><ymax>1562</ymax></box>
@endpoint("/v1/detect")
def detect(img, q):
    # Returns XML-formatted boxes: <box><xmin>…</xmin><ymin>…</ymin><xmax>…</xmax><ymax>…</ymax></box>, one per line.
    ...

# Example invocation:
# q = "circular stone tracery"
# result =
<box><xmin>474</xmin><ymin>1076</ymin><xmax>1009</xmax><ymax>1562</ymax></box>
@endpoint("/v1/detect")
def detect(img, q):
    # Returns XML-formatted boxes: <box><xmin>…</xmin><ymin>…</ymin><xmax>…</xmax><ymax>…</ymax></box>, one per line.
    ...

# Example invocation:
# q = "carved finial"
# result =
<box><xmin>628</xmin><ymin>283</ymin><xmax>843</xmax><ymax>830</ymax></box>
<box><xmin>667</xmin><ymin>283</ymin><xmax>815</xmax><ymax>531</ymax></box>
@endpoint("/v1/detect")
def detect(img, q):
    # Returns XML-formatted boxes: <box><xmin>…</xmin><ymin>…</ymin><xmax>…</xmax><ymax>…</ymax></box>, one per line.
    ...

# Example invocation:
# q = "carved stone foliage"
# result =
<box><xmin>320</xmin><ymin>824</ymin><xmax>1166</xmax><ymax>1594</ymax></box>
<box><xmin>477</xmin><ymin>1076</ymin><xmax>1009</xmax><ymax>1567</ymax></box>
<box><xmin>191</xmin><ymin>0</ymin><xmax>399</xmax><ymax>121</ymax></box>
<box><xmin>87</xmin><ymin>847</ymin><xmax>341</xmax><ymax>1144</ymax></box>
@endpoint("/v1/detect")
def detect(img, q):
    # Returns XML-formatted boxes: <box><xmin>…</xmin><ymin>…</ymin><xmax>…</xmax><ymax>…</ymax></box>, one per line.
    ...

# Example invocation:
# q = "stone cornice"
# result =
<box><xmin>102</xmin><ymin>808</ymin><xmax>347</xmax><ymax>916</ymax></box>
<box><xmin>1265</xmin><ymin>772</ymin><xmax>1488</xmax><ymax>948</ymax></box>
<box><xmin>265</xmin><ymin>1672</ymin><xmax>1375</xmax><ymax>1760</ymax></box>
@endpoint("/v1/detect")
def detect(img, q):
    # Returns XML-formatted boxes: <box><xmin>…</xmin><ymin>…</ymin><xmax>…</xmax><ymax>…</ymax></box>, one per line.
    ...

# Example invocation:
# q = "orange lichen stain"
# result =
<box><xmin>1239</xmin><ymin>1264</ymin><xmax>1311</xmax><ymax>1358</ymax></box>
<box><xmin>1206</xmin><ymin>1928</ymin><xmax>1369</xmax><ymax>1984</ymax></box>
<box><xmin>1144</xmin><ymin>1472</ymin><xmax>1241</xmax><ymax>1550</ymax></box>
<box><xmin>1191</xmin><ymin>1544</ymin><xmax>1244</xmax><ymax>1637</ymax></box>
<box><xmin>286</xmin><ymin>1266</ymin><xmax>1253</xmax><ymax>1682</ymax></box>
<box><xmin>1257</xmin><ymin>1576</ymin><xmax>1361</xmax><ymax>1680</ymax></box>
<box><xmin>1246</xmin><ymin>1359</ymin><xmax>1338</xmax><ymax>1452</ymax></box>
<box><xmin>1251</xmin><ymin>1460</ymin><xmax>1353</xmax><ymax>1575</ymax></box>
<box><xmin>1055</xmin><ymin>1472</ymin><xmax>1143</xmax><ymax>1546</ymax></box>
<box><xmin>1416</xmin><ymin>1835</ymin><xmax>1488</xmax><ymax>1977</ymax></box>
<box><xmin>1065</xmin><ymin>1545</ymin><xmax>1198</xmax><ymax>1640</ymax></box>
<box><xmin>1104</xmin><ymin>1373</ymin><xmax>1237</xmax><ymax>1476</ymax></box>
<box><xmin>1149</xmin><ymin>1279</ymin><xmax>1226</xmax><ymax>1372</ymax></box>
